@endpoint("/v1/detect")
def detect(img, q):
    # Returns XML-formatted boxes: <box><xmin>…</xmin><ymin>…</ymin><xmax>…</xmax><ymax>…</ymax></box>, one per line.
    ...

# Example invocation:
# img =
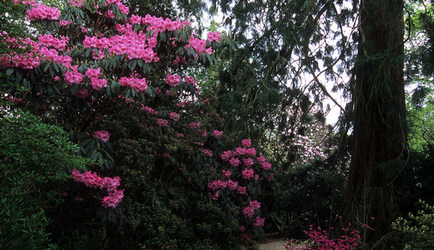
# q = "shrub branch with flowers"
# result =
<box><xmin>1</xmin><ymin>0</ymin><xmax>277</xmax><ymax>249</ymax></box>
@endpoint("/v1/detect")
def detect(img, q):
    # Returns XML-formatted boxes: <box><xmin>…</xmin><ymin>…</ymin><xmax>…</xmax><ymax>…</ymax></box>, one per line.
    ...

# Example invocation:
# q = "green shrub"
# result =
<box><xmin>392</xmin><ymin>200</ymin><xmax>434</xmax><ymax>250</ymax></box>
<box><xmin>0</xmin><ymin>109</ymin><xmax>88</xmax><ymax>250</ymax></box>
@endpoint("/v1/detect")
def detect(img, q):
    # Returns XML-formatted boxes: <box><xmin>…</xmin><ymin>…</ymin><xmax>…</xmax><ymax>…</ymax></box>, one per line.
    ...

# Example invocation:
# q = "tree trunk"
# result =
<box><xmin>341</xmin><ymin>0</ymin><xmax>406</xmax><ymax>244</ymax></box>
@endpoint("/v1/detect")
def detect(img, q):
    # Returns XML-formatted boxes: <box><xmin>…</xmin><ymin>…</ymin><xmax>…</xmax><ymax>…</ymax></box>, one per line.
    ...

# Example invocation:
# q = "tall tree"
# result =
<box><xmin>341</xmin><ymin>0</ymin><xmax>406</xmax><ymax>243</ymax></box>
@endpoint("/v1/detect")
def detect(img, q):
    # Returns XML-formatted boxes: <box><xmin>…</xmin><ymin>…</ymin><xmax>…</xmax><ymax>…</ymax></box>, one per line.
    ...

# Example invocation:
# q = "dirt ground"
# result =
<box><xmin>258</xmin><ymin>240</ymin><xmax>289</xmax><ymax>250</ymax></box>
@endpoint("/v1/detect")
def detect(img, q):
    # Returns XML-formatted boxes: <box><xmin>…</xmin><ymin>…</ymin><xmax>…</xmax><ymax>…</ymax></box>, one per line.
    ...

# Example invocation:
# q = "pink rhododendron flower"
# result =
<box><xmin>234</xmin><ymin>147</ymin><xmax>246</xmax><ymax>156</ymax></box>
<box><xmin>95</xmin><ymin>130</ymin><xmax>110</xmax><ymax>142</ymax></box>
<box><xmin>242</xmin><ymin>206</ymin><xmax>255</xmax><ymax>218</ymax></box>
<box><xmin>189</xmin><ymin>122</ymin><xmax>200</xmax><ymax>129</ymax></box>
<box><xmin>86</xmin><ymin>67</ymin><xmax>102</xmax><ymax>79</ymax></box>
<box><xmin>237</xmin><ymin>186</ymin><xmax>246</xmax><ymax>194</ymax></box>
<box><xmin>102</xmin><ymin>189</ymin><xmax>124</xmax><ymax>208</ymax></box>
<box><xmin>222</xmin><ymin>169</ymin><xmax>231</xmax><ymax>179</ymax></box>
<box><xmin>184</xmin><ymin>76</ymin><xmax>196</xmax><ymax>86</ymax></box>
<box><xmin>229</xmin><ymin>157</ymin><xmax>241</xmax><ymax>167</ymax></box>
<box><xmin>242</xmin><ymin>139</ymin><xmax>252</xmax><ymax>148</ymax></box>
<box><xmin>90</xmin><ymin>78</ymin><xmax>107</xmax><ymax>90</ymax></box>
<box><xmin>244</xmin><ymin>158</ymin><xmax>254</xmax><ymax>167</ymax></box>
<box><xmin>157</xmin><ymin>118</ymin><xmax>168</xmax><ymax>127</ymax></box>
<box><xmin>221</xmin><ymin>151</ymin><xmax>232</xmax><ymax>161</ymax></box>
<box><xmin>242</xmin><ymin>168</ymin><xmax>254</xmax><ymax>179</ymax></box>
<box><xmin>249</xmin><ymin>200</ymin><xmax>261</xmax><ymax>210</ymax></box>
<box><xmin>213</xmin><ymin>130</ymin><xmax>223</xmax><ymax>138</ymax></box>
<box><xmin>226</xmin><ymin>179</ymin><xmax>238</xmax><ymax>190</ymax></box>
<box><xmin>217</xmin><ymin>180</ymin><xmax>227</xmax><ymax>189</ymax></box>
<box><xmin>207</xmin><ymin>31</ymin><xmax>221</xmax><ymax>42</ymax></box>
<box><xmin>169</xmin><ymin>112</ymin><xmax>180</xmax><ymax>121</ymax></box>
<box><xmin>239</xmin><ymin>226</ymin><xmax>245</xmax><ymax>232</ymax></box>
<box><xmin>142</xmin><ymin>105</ymin><xmax>158</xmax><ymax>114</ymax></box>
<box><xmin>261</xmin><ymin>161</ymin><xmax>272</xmax><ymax>170</ymax></box>
<box><xmin>253</xmin><ymin>216</ymin><xmax>265</xmax><ymax>228</ymax></box>
<box><xmin>211</xmin><ymin>191</ymin><xmax>219</xmax><ymax>200</ymax></box>
<box><xmin>207</xmin><ymin>180</ymin><xmax>219</xmax><ymax>190</ymax></box>
<box><xmin>166</xmin><ymin>73</ymin><xmax>181</xmax><ymax>87</ymax></box>
<box><xmin>257</xmin><ymin>155</ymin><xmax>266</xmax><ymax>163</ymax></box>
<box><xmin>70</xmin><ymin>0</ymin><xmax>84</xmax><ymax>7</ymax></box>
<box><xmin>59</xmin><ymin>20</ymin><xmax>70</xmax><ymax>26</ymax></box>
<box><xmin>130</xmin><ymin>14</ymin><xmax>142</xmax><ymax>24</ymax></box>
<box><xmin>246</xmin><ymin>147</ymin><xmax>256</xmax><ymax>156</ymax></box>
<box><xmin>202</xmin><ymin>148</ymin><xmax>213</xmax><ymax>157</ymax></box>
<box><xmin>75</xmin><ymin>89</ymin><xmax>88</xmax><ymax>99</ymax></box>
<box><xmin>27</xmin><ymin>4</ymin><xmax>61</xmax><ymax>21</ymax></box>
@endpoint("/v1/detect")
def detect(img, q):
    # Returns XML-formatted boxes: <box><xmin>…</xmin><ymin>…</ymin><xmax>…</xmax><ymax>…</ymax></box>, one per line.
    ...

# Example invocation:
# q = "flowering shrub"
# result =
<box><xmin>0</xmin><ymin>0</ymin><xmax>257</xmax><ymax>249</ymax></box>
<box><xmin>285</xmin><ymin>225</ymin><xmax>360</xmax><ymax>250</ymax></box>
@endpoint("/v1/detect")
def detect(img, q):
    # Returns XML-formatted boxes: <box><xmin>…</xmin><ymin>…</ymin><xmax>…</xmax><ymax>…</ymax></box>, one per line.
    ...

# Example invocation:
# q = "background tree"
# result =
<box><xmin>340</xmin><ymin>0</ymin><xmax>406</xmax><ymax>243</ymax></box>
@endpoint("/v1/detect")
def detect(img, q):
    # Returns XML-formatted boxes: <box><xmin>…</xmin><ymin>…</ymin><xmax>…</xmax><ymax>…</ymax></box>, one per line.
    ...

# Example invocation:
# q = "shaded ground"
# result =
<box><xmin>256</xmin><ymin>233</ymin><xmax>308</xmax><ymax>250</ymax></box>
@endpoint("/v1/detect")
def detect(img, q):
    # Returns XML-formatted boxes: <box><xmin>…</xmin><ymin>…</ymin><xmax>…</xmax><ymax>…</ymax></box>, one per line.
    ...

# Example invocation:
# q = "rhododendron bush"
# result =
<box><xmin>1</xmin><ymin>0</ymin><xmax>278</xmax><ymax>248</ymax></box>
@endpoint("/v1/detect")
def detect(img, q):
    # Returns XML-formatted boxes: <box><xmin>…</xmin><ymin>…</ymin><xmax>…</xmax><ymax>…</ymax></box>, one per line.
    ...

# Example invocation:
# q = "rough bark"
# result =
<box><xmin>340</xmin><ymin>0</ymin><xmax>406</xmax><ymax>244</ymax></box>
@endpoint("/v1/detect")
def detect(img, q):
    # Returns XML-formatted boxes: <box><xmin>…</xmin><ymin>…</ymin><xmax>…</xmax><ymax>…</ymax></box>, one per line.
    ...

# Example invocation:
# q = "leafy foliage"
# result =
<box><xmin>0</xmin><ymin>109</ymin><xmax>88</xmax><ymax>250</ymax></box>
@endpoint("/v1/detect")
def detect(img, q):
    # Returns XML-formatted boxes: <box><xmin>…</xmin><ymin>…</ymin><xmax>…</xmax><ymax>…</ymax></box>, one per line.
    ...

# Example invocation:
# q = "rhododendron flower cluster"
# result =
<box><xmin>72</xmin><ymin>170</ymin><xmax>124</xmax><ymax>208</ymax></box>
<box><xmin>207</xmin><ymin>32</ymin><xmax>221</xmax><ymax>42</ymax></box>
<box><xmin>285</xmin><ymin>225</ymin><xmax>360</xmax><ymax>250</ymax></box>
<box><xmin>166</xmin><ymin>74</ymin><xmax>181</xmax><ymax>87</ymax></box>
<box><xmin>94</xmin><ymin>130</ymin><xmax>110</xmax><ymax>142</ymax></box>
<box><xmin>38</xmin><ymin>35</ymin><xmax>68</xmax><ymax>51</ymax></box>
<box><xmin>205</xmin><ymin>140</ymin><xmax>275</xmax><ymax>230</ymax></box>
<box><xmin>119</xmin><ymin>76</ymin><xmax>148</xmax><ymax>92</ymax></box>
<box><xmin>27</xmin><ymin>4</ymin><xmax>61</xmax><ymax>21</ymax></box>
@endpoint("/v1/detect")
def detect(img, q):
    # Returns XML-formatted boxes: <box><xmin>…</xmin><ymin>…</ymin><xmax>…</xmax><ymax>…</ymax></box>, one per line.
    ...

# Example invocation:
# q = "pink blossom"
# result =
<box><xmin>261</xmin><ymin>162</ymin><xmax>272</xmax><ymax>171</ymax></box>
<box><xmin>189</xmin><ymin>122</ymin><xmax>200</xmax><ymax>129</ymax></box>
<box><xmin>237</xmin><ymin>186</ymin><xmax>246</xmax><ymax>194</ymax></box>
<box><xmin>221</xmin><ymin>151</ymin><xmax>232</xmax><ymax>161</ymax></box>
<box><xmin>244</xmin><ymin>158</ymin><xmax>254</xmax><ymax>167</ymax></box>
<box><xmin>226</xmin><ymin>180</ymin><xmax>238</xmax><ymax>190</ymax></box>
<box><xmin>239</xmin><ymin>226</ymin><xmax>245</xmax><ymax>232</ymax></box>
<box><xmin>207</xmin><ymin>180</ymin><xmax>219</xmax><ymax>190</ymax></box>
<box><xmin>169</xmin><ymin>112</ymin><xmax>180</xmax><ymax>121</ymax></box>
<box><xmin>249</xmin><ymin>200</ymin><xmax>261</xmax><ymax>210</ymax></box>
<box><xmin>229</xmin><ymin>157</ymin><xmax>241</xmax><ymax>167</ymax></box>
<box><xmin>211</xmin><ymin>191</ymin><xmax>219</xmax><ymax>200</ymax></box>
<box><xmin>102</xmin><ymin>189</ymin><xmax>124</xmax><ymax>208</ymax></box>
<box><xmin>157</xmin><ymin>118</ymin><xmax>168</xmax><ymax>127</ymax></box>
<box><xmin>242</xmin><ymin>168</ymin><xmax>254</xmax><ymax>179</ymax></box>
<box><xmin>70</xmin><ymin>0</ymin><xmax>84</xmax><ymax>7</ymax></box>
<box><xmin>222</xmin><ymin>169</ymin><xmax>231</xmax><ymax>179</ymax></box>
<box><xmin>86</xmin><ymin>68</ymin><xmax>102</xmax><ymax>79</ymax></box>
<box><xmin>59</xmin><ymin>20</ymin><xmax>70</xmax><ymax>26</ymax></box>
<box><xmin>217</xmin><ymin>180</ymin><xmax>227</xmax><ymax>189</ymax></box>
<box><xmin>130</xmin><ymin>14</ymin><xmax>142</xmax><ymax>24</ymax></box>
<box><xmin>95</xmin><ymin>130</ymin><xmax>110</xmax><ymax>142</ymax></box>
<box><xmin>65</xmin><ymin>66</ymin><xmax>83</xmax><ymax>85</ymax></box>
<box><xmin>142</xmin><ymin>106</ymin><xmax>157</xmax><ymax>114</ymax></box>
<box><xmin>177</xmin><ymin>133</ymin><xmax>184</xmax><ymax>137</ymax></box>
<box><xmin>27</xmin><ymin>4</ymin><xmax>60</xmax><ymax>21</ymax></box>
<box><xmin>234</xmin><ymin>147</ymin><xmax>246</xmax><ymax>156</ymax></box>
<box><xmin>90</xmin><ymin>78</ymin><xmax>107</xmax><ymax>90</ymax></box>
<box><xmin>202</xmin><ymin>148</ymin><xmax>213</xmax><ymax>157</ymax></box>
<box><xmin>253</xmin><ymin>216</ymin><xmax>265</xmax><ymax>228</ymax></box>
<box><xmin>242</xmin><ymin>139</ymin><xmax>252</xmax><ymax>148</ymax></box>
<box><xmin>184</xmin><ymin>76</ymin><xmax>196</xmax><ymax>86</ymax></box>
<box><xmin>213</xmin><ymin>130</ymin><xmax>223</xmax><ymax>138</ymax></box>
<box><xmin>257</xmin><ymin>155</ymin><xmax>266</xmax><ymax>163</ymax></box>
<box><xmin>242</xmin><ymin>206</ymin><xmax>255</xmax><ymax>218</ymax></box>
<box><xmin>207</xmin><ymin>31</ymin><xmax>221</xmax><ymax>42</ymax></box>
<box><xmin>246</xmin><ymin>148</ymin><xmax>256</xmax><ymax>156</ymax></box>
<box><xmin>166</xmin><ymin>73</ymin><xmax>181</xmax><ymax>87</ymax></box>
